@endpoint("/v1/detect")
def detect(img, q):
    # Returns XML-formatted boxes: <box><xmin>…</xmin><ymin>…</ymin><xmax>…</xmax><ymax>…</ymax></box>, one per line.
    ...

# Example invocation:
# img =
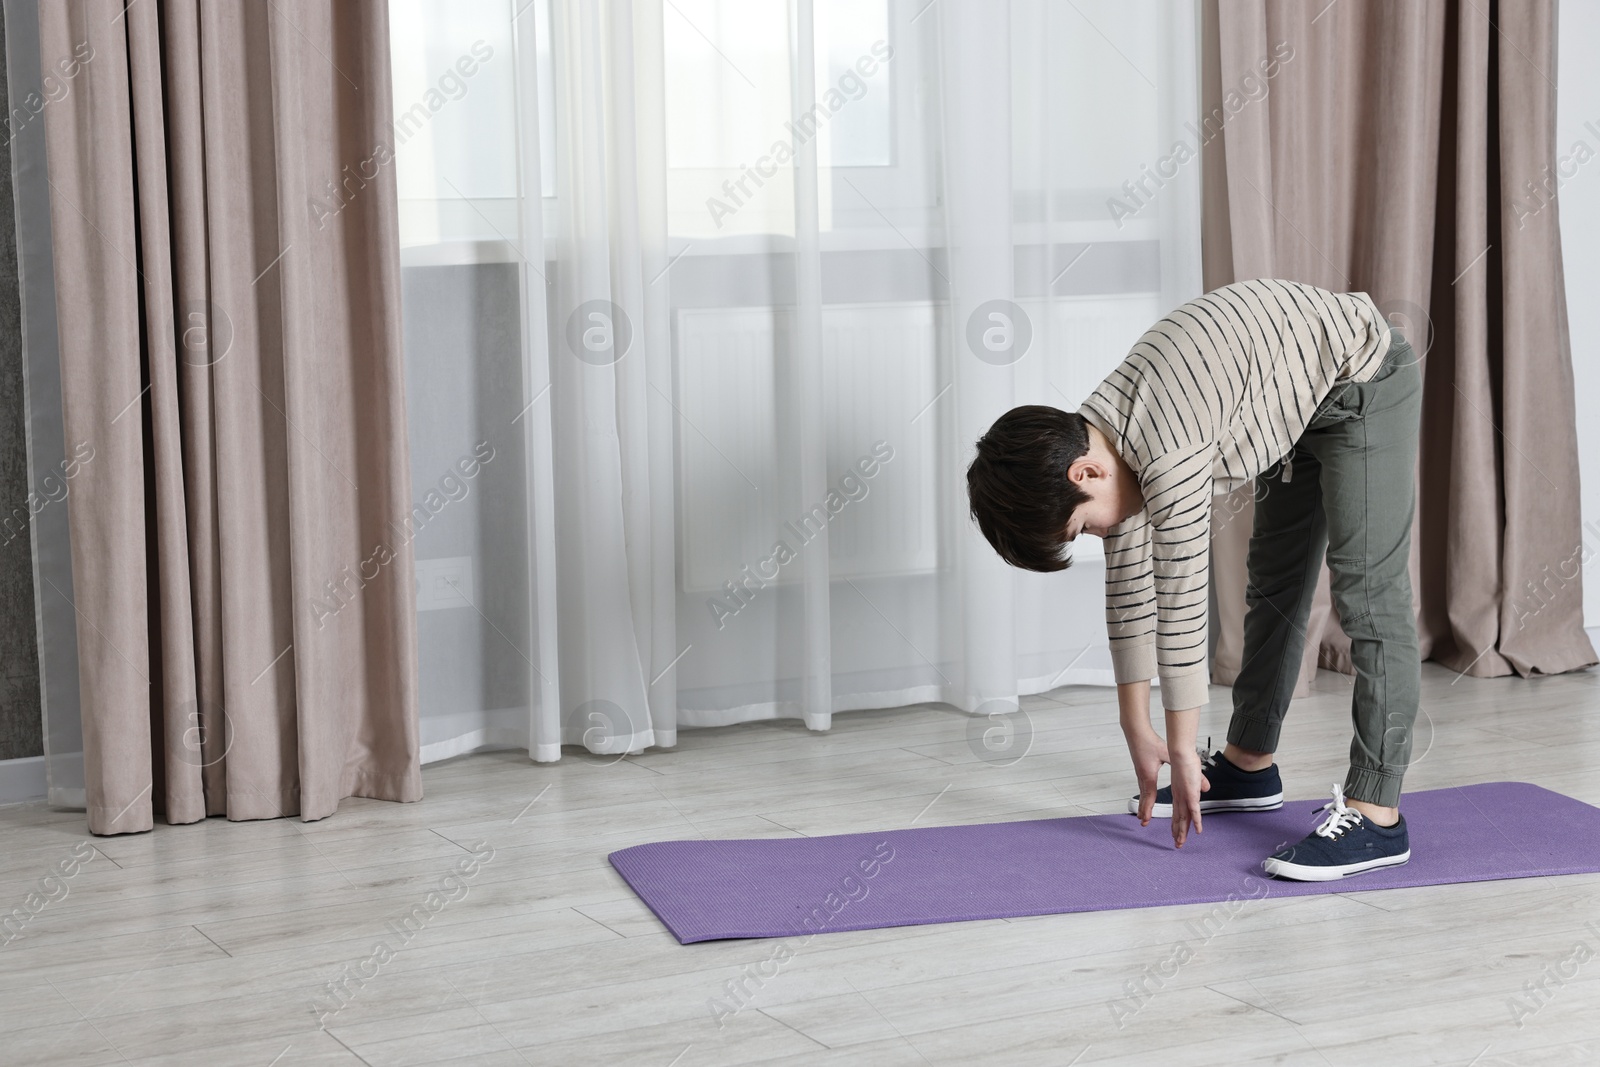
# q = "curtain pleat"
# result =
<box><xmin>509</xmin><ymin>5</ymin><xmax>563</xmax><ymax>762</ymax></box>
<box><xmin>530</xmin><ymin>0</ymin><xmax>672</xmax><ymax>759</ymax></box>
<box><xmin>40</xmin><ymin>0</ymin><xmax>421</xmax><ymax>834</ymax></box>
<box><xmin>790</xmin><ymin>0</ymin><xmax>834</xmax><ymax>730</ymax></box>
<box><xmin>938</xmin><ymin>0</ymin><xmax>1019</xmax><ymax>711</ymax></box>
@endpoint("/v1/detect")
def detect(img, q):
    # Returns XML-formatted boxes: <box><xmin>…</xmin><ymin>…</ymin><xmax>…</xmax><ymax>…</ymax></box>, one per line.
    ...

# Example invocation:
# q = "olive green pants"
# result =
<box><xmin>1226</xmin><ymin>327</ymin><xmax>1422</xmax><ymax>808</ymax></box>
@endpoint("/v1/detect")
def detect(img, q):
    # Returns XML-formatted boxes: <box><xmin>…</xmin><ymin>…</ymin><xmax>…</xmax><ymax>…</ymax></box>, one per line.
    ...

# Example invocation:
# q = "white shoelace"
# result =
<box><xmin>1311</xmin><ymin>783</ymin><xmax>1365</xmax><ymax>839</ymax></box>
<box><xmin>1196</xmin><ymin>736</ymin><xmax>1216</xmax><ymax>770</ymax></box>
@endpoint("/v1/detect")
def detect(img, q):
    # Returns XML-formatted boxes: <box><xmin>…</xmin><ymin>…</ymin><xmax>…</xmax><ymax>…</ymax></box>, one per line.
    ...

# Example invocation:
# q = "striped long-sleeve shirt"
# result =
<box><xmin>1076</xmin><ymin>278</ymin><xmax>1394</xmax><ymax>712</ymax></box>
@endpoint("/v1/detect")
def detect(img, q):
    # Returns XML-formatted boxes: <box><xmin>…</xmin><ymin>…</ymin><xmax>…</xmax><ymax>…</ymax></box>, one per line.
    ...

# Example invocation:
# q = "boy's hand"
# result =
<box><xmin>1164</xmin><ymin>707</ymin><xmax>1206</xmax><ymax>847</ymax></box>
<box><xmin>1124</xmin><ymin>729</ymin><xmax>1170</xmax><ymax>826</ymax></box>
<box><xmin>1168</xmin><ymin>746</ymin><xmax>1210</xmax><ymax>848</ymax></box>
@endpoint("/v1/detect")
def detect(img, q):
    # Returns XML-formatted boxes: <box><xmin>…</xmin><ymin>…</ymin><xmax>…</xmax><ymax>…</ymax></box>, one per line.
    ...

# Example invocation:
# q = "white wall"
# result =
<box><xmin>1559</xmin><ymin>0</ymin><xmax>1600</xmax><ymax>635</ymax></box>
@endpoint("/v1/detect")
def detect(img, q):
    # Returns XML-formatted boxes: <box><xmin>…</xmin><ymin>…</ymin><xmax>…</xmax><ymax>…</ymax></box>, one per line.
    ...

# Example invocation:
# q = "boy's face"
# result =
<box><xmin>1062</xmin><ymin>450</ymin><xmax>1143</xmax><ymax>542</ymax></box>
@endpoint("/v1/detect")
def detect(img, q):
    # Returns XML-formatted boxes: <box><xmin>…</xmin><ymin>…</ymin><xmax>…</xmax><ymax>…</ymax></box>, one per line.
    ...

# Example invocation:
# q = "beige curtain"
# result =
<box><xmin>1203</xmin><ymin>0</ymin><xmax>1596</xmax><ymax>695</ymax></box>
<box><xmin>41</xmin><ymin>0</ymin><xmax>421</xmax><ymax>835</ymax></box>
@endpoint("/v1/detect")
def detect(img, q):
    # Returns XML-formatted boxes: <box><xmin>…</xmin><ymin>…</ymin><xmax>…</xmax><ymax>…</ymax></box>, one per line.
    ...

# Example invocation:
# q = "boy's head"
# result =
<box><xmin>966</xmin><ymin>404</ymin><xmax>1143</xmax><ymax>571</ymax></box>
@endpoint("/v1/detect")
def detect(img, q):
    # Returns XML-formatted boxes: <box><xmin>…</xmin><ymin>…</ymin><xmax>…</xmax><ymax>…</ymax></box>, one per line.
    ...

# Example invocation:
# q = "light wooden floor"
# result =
<box><xmin>4</xmin><ymin>663</ymin><xmax>1600</xmax><ymax>1066</ymax></box>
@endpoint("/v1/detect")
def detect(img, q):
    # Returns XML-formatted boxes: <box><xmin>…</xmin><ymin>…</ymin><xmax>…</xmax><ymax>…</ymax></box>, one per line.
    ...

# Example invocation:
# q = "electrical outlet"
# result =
<box><xmin>415</xmin><ymin>556</ymin><xmax>474</xmax><ymax>611</ymax></box>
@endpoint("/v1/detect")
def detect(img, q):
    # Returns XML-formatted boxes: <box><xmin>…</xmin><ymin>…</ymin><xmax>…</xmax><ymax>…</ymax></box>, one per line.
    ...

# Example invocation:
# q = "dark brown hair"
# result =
<box><xmin>966</xmin><ymin>405</ymin><xmax>1093</xmax><ymax>572</ymax></box>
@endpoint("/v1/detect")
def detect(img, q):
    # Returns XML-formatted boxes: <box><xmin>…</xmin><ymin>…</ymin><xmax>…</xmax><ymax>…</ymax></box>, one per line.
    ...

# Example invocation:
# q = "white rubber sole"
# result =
<box><xmin>1260</xmin><ymin>849</ymin><xmax>1411</xmax><ymax>882</ymax></box>
<box><xmin>1127</xmin><ymin>793</ymin><xmax>1284</xmax><ymax>817</ymax></box>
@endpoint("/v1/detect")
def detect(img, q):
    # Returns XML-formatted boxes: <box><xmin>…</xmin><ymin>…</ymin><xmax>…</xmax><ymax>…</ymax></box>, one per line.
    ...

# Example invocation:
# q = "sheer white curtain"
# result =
<box><xmin>388</xmin><ymin>0</ymin><xmax>1203</xmax><ymax>764</ymax></box>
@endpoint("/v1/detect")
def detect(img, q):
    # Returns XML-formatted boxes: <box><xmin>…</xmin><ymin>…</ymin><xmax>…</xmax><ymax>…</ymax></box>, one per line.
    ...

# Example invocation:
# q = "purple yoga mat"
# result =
<box><xmin>608</xmin><ymin>782</ymin><xmax>1600</xmax><ymax>944</ymax></box>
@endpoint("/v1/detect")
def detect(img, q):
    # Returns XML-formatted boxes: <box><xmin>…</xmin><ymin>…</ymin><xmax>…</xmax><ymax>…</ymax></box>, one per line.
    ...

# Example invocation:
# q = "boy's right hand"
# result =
<box><xmin>1125</xmin><ymin>729</ymin><xmax>1171</xmax><ymax>826</ymax></box>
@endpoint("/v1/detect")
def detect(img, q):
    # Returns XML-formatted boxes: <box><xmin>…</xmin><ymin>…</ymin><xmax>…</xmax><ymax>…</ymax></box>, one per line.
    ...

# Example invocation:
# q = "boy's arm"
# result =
<box><xmin>1143</xmin><ymin>442</ymin><xmax>1218</xmax><ymax>847</ymax></box>
<box><xmin>1103</xmin><ymin>466</ymin><xmax>1214</xmax><ymax>842</ymax></box>
<box><xmin>1101</xmin><ymin>511</ymin><xmax>1157</xmax><ymax>685</ymax></box>
<box><xmin>1144</xmin><ymin>442</ymin><xmax>1216</xmax><ymax>712</ymax></box>
<box><xmin>1104</xmin><ymin>515</ymin><xmax>1166</xmax><ymax>822</ymax></box>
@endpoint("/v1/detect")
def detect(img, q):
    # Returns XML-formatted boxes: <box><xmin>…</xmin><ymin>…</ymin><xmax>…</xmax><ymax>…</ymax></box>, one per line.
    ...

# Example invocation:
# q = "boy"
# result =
<box><xmin>966</xmin><ymin>278</ymin><xmax>1423</xmax><ymax>881</ymax></box>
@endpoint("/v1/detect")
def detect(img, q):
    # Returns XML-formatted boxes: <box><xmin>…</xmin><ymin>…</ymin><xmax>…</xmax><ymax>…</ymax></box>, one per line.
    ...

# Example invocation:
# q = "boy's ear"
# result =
<box><xmin>1067</xmin><ymin>454</ymin><xmax>1103</xmax><ymax>486</ymax></box>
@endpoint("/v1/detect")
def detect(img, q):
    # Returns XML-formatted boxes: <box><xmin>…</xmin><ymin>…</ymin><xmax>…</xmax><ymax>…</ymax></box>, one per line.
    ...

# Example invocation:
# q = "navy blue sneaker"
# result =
<box><xmin>1126</xmin><ymin>742</ymin><xmax>1284</xmax><ymax>817</ymax></box>
<box><xmin>1261</xmin><ymin>784</ymin><xmax>1410</xmax><ymax>881</ymax></box>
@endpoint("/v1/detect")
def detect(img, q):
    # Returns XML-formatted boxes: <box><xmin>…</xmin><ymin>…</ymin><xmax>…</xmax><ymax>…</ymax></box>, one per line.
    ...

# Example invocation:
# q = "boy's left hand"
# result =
<box><xmin>1168</xmin><ymin>747</ymin><xmax>1209</xmax><ymax>848</ymax></box>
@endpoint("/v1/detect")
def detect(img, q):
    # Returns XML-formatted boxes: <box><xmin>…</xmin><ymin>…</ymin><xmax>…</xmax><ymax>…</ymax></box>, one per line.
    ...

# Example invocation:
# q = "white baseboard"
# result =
<box><xmin>0</xmin><ymin>756</ymin><xmax>48</xmax><ymax>804</ymax></box>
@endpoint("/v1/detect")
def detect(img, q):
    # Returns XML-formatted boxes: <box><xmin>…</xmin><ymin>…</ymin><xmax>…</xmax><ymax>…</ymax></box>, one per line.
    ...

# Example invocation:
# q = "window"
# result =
<box><xmin>388</xmin><ymin>0</ymin><xmax>547</xmax><ymax>252</ymax></box>
<box><xmin>663</xmin><ymin>0</ymin><xmax>903</xmax><ymax>240</ymax></box>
